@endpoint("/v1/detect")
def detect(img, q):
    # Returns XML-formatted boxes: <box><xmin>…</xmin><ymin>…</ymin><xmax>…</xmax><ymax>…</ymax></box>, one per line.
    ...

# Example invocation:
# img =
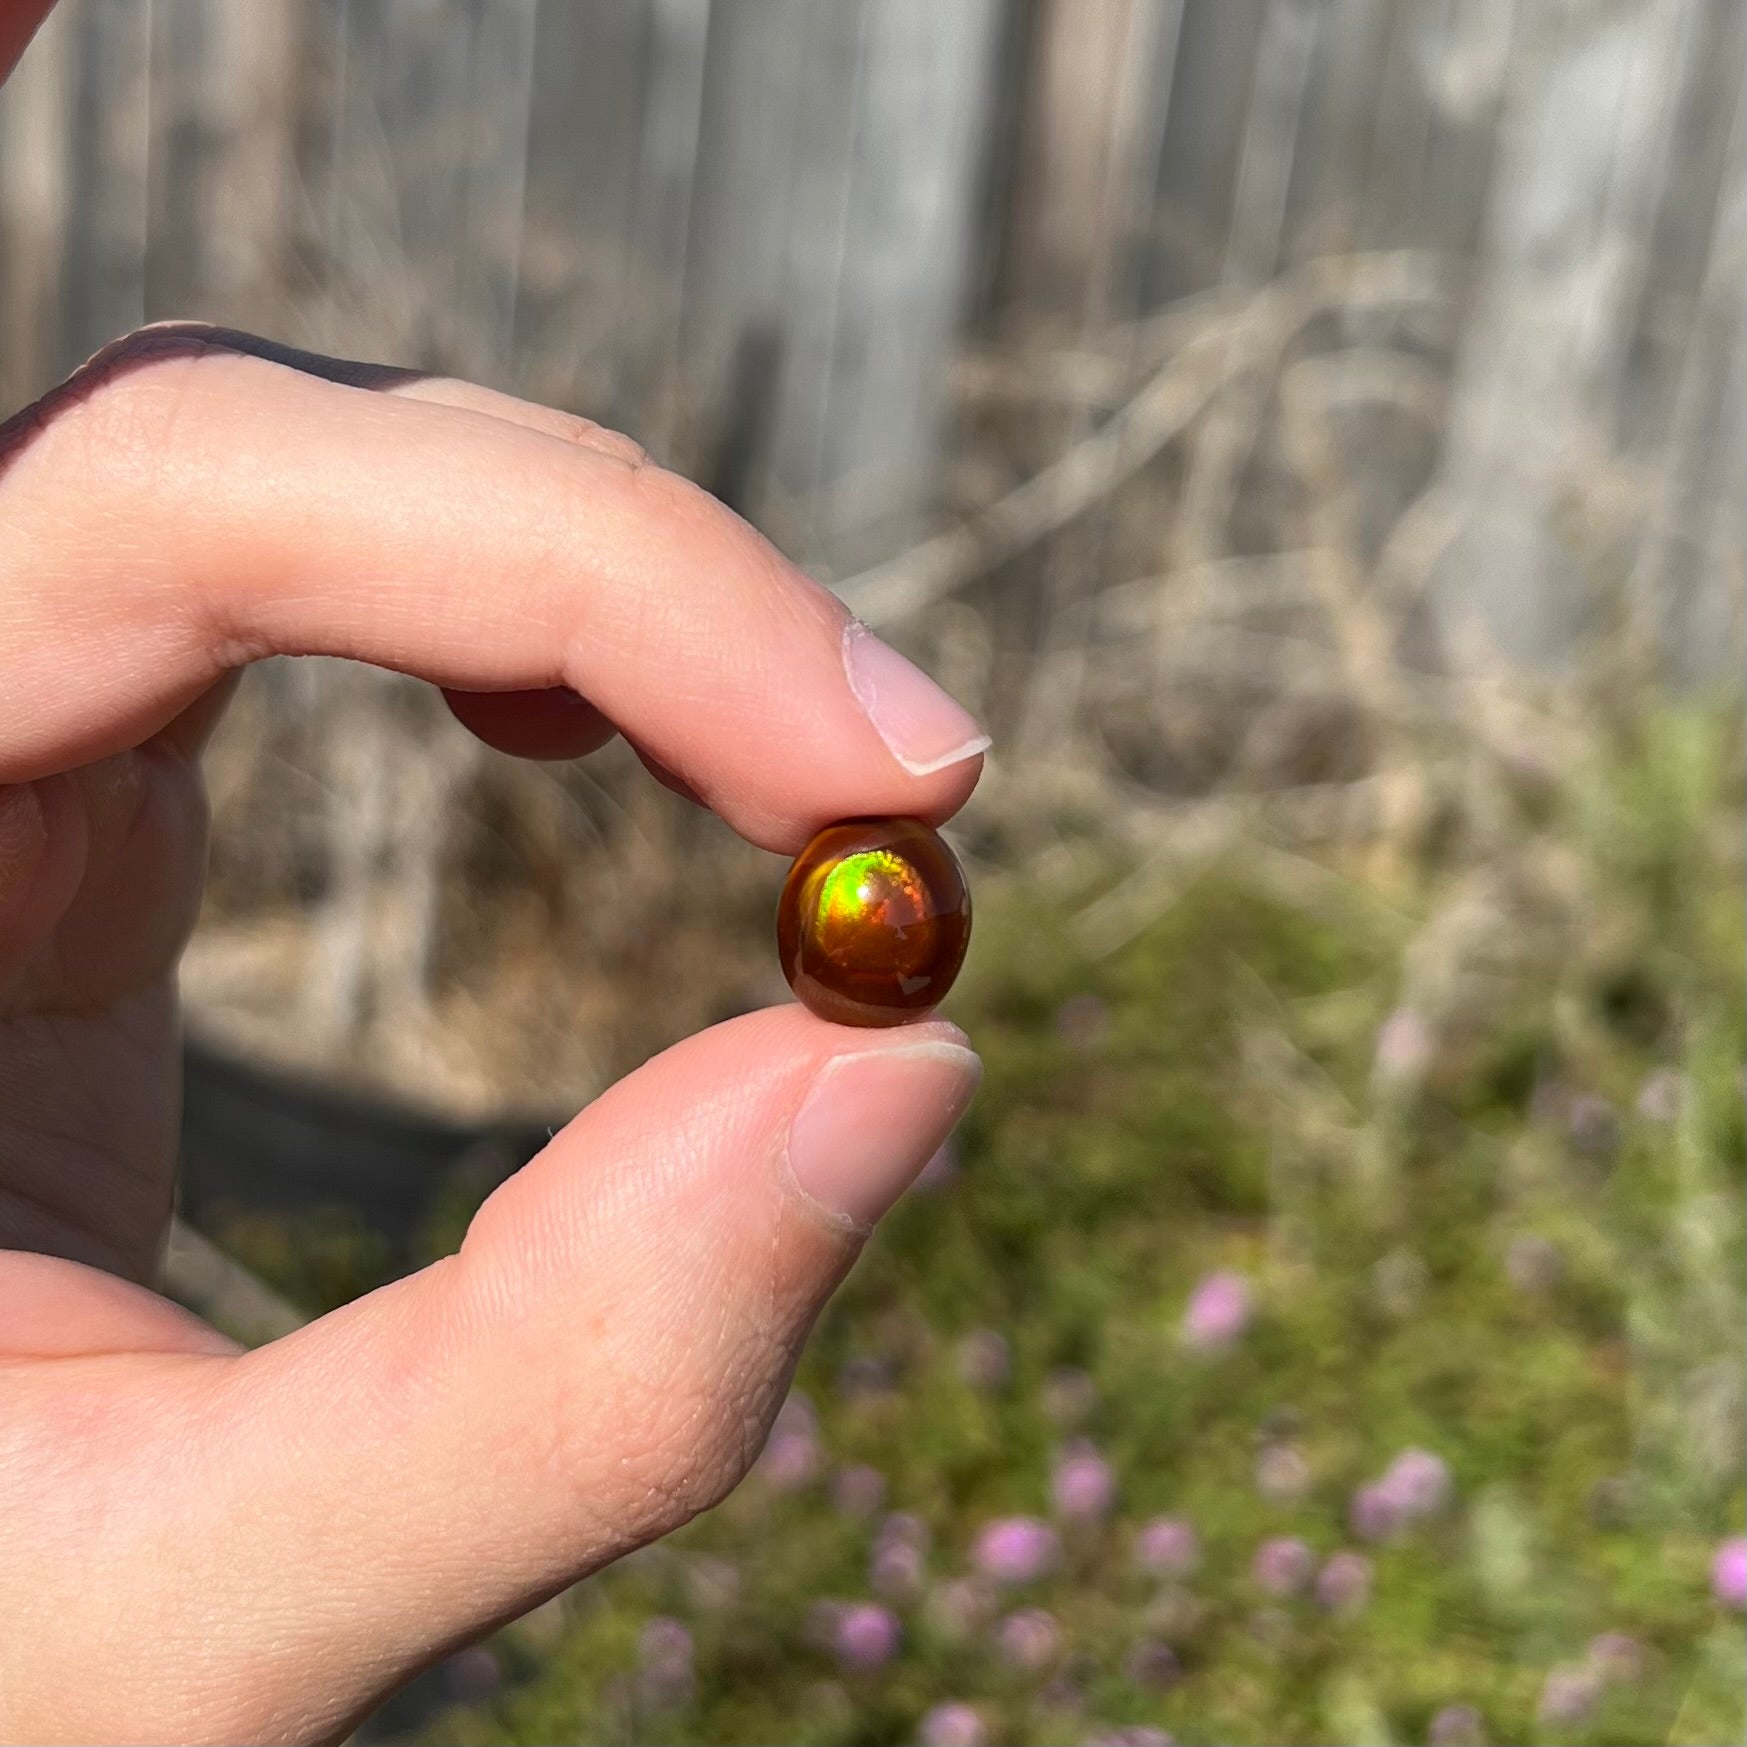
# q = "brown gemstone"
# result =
<box><xmin>777</xmin><ymin>818</ymin><xmax>971</xmax><ymax>1027</ymax></box>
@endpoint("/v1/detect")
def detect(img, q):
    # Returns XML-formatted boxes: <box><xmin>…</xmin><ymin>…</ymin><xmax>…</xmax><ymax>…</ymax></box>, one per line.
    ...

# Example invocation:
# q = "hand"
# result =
<box><xmin>0</xmin><ymin>105</ymin><xmax>986</xmax><ymax>1746</ymax></box>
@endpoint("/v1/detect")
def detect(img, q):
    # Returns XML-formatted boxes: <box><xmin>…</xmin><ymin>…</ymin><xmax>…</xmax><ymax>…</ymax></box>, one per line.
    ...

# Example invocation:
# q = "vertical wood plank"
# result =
<box><xmin>677</xmin><ymin>0</ymin><xmax>818</xmax><ymax>509</ymax></box>
<box><xmin>57</xmin><ymin>0</ymin><xmax>150</xmax><ymax>374</ymax></box>
<box><xmin>1144</xmin><ymin>0</ymin><xmax>1269</xmax><ymax>301</ymax></box>
<box><xmin>326</xmin><ymin>0</ymin><xmax>536</xmax><ymax>379</ymax></box>
<box><xmin>807</xmin><ymin>0</ymin><xmax>1006</xmax><ymax>564</ymax></box>
<box><xmin>706</xmin><ymin>0</ymin><xmax>866</xmax><ymax>543</ymax></box>
<box><xmin>1355</xmin><ymin>0</ymin><xmax>1440</xmax><ymax>249</ymax></box>
<box><xmin>620</xmin><ymin>0</ymin><xmax>711</xmax><ymax>454</ymax></box>
<box><xmin>0</xmin><ymin>0</ymin><xmax>77</xmax><ymax>404</ymax></box>
<box><xmin>1615</xmin><ymin>0</ymin><xmax>1741</xmax><ymax>446</ymax></box>
<box><xmin>1277</xmin><ymin>0</ymin><xmax>1396</xmax><ymax>263</ymax></box>
<box><xmin>1434</xmin><ymin>0</ymin><xmax>1705</xmax><ymax>662</ymax></box>
<box><xmin>302</xmin><ymin>0</ymin><xmax>540</xmax><ymax>1043</ymax></box>
<box><xmin>1408</xmin><ymin>0</ymin><xmax>1516</xmax><ymax>257</ymax></box>
<box><xmin>1000</xmin><ymin>0</ymin><xmax>1182</xmax><ymax>325</ymax></box>
<box><xmin>1630</xmin><ymin>61</ymin><xmax>1743</xmax><ymax>675</ymax></box>
<box><xmin>517</xmin><ymin>0</ymin><xmax>650</xmax><ymax>418</ymax></box>
<box><xmin>145</xmin><ymin>0</ymin><xmax>302</xmax><ymax>327</ymax></box>
<box><xmin>1223</xmin><ymin>0</ymin><xmax>1319</xmax><ymax>284</ymax></box>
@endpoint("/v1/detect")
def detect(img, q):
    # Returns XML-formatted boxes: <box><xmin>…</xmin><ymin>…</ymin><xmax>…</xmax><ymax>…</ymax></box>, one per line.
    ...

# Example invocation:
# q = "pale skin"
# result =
<box><xmin>0</xmin><ymin>4</ymin><xmax>987</xmax><ymax>1739</ymax></box>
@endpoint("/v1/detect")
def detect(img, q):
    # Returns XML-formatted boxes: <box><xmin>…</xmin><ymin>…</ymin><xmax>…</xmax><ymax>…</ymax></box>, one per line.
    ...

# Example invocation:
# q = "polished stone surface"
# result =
<box><xmin>777</xmin><ymin>818</ymin><xmax>971</xmax><ymax>1027</ymax></box>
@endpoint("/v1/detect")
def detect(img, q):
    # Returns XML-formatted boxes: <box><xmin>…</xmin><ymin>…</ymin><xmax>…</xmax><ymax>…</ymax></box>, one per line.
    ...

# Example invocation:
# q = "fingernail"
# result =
<box><xmin>843</xmin><ymin>621</ymin><xmax>991</xmax><ymax>777</ymax></box>
<box><xmin>786</xmin><ymin>1032</ymin><xmax>982</xmax><ymax>1228</ymax></box>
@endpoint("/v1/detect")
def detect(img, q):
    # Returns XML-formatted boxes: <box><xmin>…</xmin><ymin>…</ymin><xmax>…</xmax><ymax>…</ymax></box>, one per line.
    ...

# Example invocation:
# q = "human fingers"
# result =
<box><xmin>396</xmin><ymin>378</ymin><xmax>640</xmax><ymax>762</ymax></box>
<box><xmin>438</xmin><ymin>684</ymin><xmax>619</xmax><ymax>761</ymax></box>
<box><xmin>0</xmin><ymin>1006</ymin><xmax>979</xmax><ymax>1742</ymax></box>
<box><xmin>0</xmin><ymin>326</ymin><xmax>987</xmax><ymax>849</ymax></box>
<box><xmin>0</xmin><ymin>0</ymin><xmax>56</xmax><ymax>84</ymax></box>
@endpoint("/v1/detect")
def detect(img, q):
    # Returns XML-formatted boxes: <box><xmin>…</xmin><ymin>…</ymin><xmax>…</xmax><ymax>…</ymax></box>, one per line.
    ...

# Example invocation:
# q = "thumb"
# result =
<box><xmin>22</xmin><ymin>1007</ymin><xmax>978</xmax><ymax>1743</ymax></box>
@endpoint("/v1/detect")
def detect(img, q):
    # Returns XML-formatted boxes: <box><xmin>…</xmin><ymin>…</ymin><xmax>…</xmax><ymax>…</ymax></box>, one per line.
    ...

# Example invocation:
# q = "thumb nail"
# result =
<box><xmin>786</xmin><ymin>1032</ymin><xmax>982</xmax><ymax>1228</ymax></box>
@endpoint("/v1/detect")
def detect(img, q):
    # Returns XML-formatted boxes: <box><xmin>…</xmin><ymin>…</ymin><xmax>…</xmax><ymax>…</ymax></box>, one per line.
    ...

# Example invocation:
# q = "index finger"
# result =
<box><xmin>0</xmin><ymin>327</ymin><xmax>987</xmax><ymax>849</ymax></box>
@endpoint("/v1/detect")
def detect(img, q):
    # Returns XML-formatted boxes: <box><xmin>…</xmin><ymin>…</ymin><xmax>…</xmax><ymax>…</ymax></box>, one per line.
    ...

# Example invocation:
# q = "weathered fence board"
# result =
<box><xmin>325</xmin><ymin>0</ymin><xmax>535</xmax><ymax>377</ymax></box>
<box><xmin>806</xmin><ymin>0</ymin><xmax>1004</xmax><ymax>562</ymax></box>
<box><xmin>0</xmin><ymin>0</ymin><xmax>75</xmax><ymax>403</ymax></box>
<box><xmin>145</xmin><ymin>0</ymin><xmax>302</xmax><ymax>331</ymax></box>
<box><xmin>0</xmin><ymin>0</ymin><xmax>1732</xmax><ymax>660</ymax></box>
<box><xmin>1146</xmin><ymin>0</ymin><xmax>1269</xmax><ymax>302</ymax></box>
<box><xmin>518</xmin><ymin>0</ymin><xmax>650</xmax><ymax>418</ymax></box>
<box><xmin>1434</xmin><ymin>0</ymin><xmax>1711</xmax><ymax>663</ymax></box>
<box><xmin>57</xmin><ymin>0</ymin><xmax>150</xmax><ymax>376</ymax></box>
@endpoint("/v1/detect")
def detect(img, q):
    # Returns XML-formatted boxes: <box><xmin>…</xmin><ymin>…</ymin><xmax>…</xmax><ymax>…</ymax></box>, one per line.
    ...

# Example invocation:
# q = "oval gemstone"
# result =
<box><xmin>777</xmin><ymin>818</ymin><xmax>971</xmax><ymax>1027</ymax></box>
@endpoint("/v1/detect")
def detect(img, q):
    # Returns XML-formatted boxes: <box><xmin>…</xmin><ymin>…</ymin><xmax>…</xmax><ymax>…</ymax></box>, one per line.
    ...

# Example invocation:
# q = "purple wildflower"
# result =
<box><xmin>1181</xmin><ymin>1270</ymin><xmax>1253</xmax><ymax>1352</ymax></box>
<box><xmin>1712</xmin><ymin>1536</ymin><xmax>1747</xmax><ymax>1609</ymax></box>
<box><xmin>1133</xmin><ymin>1515</ymin><xmax>1200</xmax><ymax>1578</ymax></box>
<box><xmin>1123</xmin><ymin>1638</ymin><xmax>1181</xmax><ymax>1690</ymax></box>
<box><xmin>1374</xmin><ymin>1007</ymin><xmax>1435</xmax><ymax>1086</ymax></box>
<box><xmin>919</xmin><ymin>1702</ymin><xmax>989</xmax><ymax>1747</ymax></box>
<box><xmin>1247</xmin><ymin>1606</ymin><xmax>1295</xmax><ymax>1651</ymax></box>
<box><xmin>973</xmin><ymin>1516</ymin><xmax>1060</xmax><ymax>1586</ymax></box>
<box><xmin>1567</xmin><ymin>1094</ymin><xmax>1621</xmax><ymax>1161</ymax></box>
<box><xmin>1052</xmin><ymin>1440</ymin><xmax>1118</xmax><ymax>1524</ymax></box>
<box><xmin>878</xmin><ymin>1511</ymin><xmax>931</xmax><ymax>1554</ymax></box>
<box><xmin>1314</xmin><ymin>1550</ymin><xmax>1373</xmax><ymax>1615</ymax></box>
<box><xmin>636</xmin><ymin>1616</ymin><xmax>694</xmax><ymax>1707</ymax></box>
<box><xmin>758</xmin><ymin>1392</ymin><xmax>820</xmax><ymax>1491</ymax></box>
<box><xmin>1586</xmin><ymin>1631</ymin><xmax>1647</xmax><ymax>1684</ymax></box>
<box><xmin>926</xmin><ymin>1576</ymin><xmax>996</xmax><ymax>1640</ymax></box>
<box><xmin>760</xmin><ymin>1428</ymin><xmax>820</xmax><ymax>1490</ymax></box>
<box><xmin>871</xmin><ymin>1538</ymin><xmax>927</xmax><ymax>1604</ymax></box>
<box><xmin>442</xmin><ymin>1646</ymin><xmax>501</xmax><ymax>1705</ymax></box>
<box><xmin>1144</xmin><ymin>1585</ymin><xmax>1207</xmax><ymax>1641</ymax></box>
<box><xmin>1055</xmin><ymin>993</ymin><xmax>1110</xmax><ymax>1052</ymax></box>
<box><xmin>1382</xmin><ymin>1448</ymin><xmax>1452</xmax><ymax>1519</ymax></box>
<box><xmin>1255</xmin><ymin>1441</ymin><xmax>1311</xmax><ymax>1502</ymax></box>
<box><xmin>684</xmin><ymin>1555</ymin><xmax>740</xmax><ymax>1613</ymax></box>
<box><xmin>832</xmin><ymin>1464</ymin><xmax>888</xmax><ymax>1520</ymax></box>
<box><xmin>833</xmin><ymin>1602</ymin><xmax>902</xmax><ymax>1673</ymax></box>
<box><xmin>1531</xmin><ymin>1078</ymin><xmax>1572</xmax><ymax>1124</ymax></box>
<box><xmin>1635</xmin><ymin>1068</ymin><xmax>1684</xmax><ymax>1123</ymax></box>
<box><xmin>639</xmin><ymin>1616</ymin><xmax>693</xmax><ymax>1669</ymax></box>
<box><xmin>957</xmin><ymin>1329</ymin><xmax>1012</xmax><ymax>1392</ymax></box>
<box><xmin>1349</xmin><ymin>1482</ymin><xmax>1404</xmax><ymax>1543</ymax></box>
<box><xmin>1039</xmin><ymin>1673</ymin><xmax>1084</xmax><ymax>1714</ymax></box>
<box><xmin>1043</xmin><ymin>1367</ymin><xmax>1099</xmax><ymax>1426</ymax></box>
<box><xmin>916</xmin><ymin>1139</ymin><xmax>959</xmax><ymax>1190</ymax></box>
<box><xmin>1427</xmin><ymin>1703</ymin><xmax>1487</xmax><ymax>1746</ymax></box>
<box><xmin>1373</xmin><ymin>1248</ymin><xmax>1429</xmax><ymax>1317</ymax></box>
<box><xmin>837</xmin><ymin>1354</ymin><xmax>898</xmax><ymax>1397</ymax></box>
<box><xmin>1251</xmin><ymin>1535</ymin><xmax>1315</xmax><ymax>1596</ymax></box>
<box><xmin>1537</xmin><ymin>1665</ymin><xmax>1600</xmax><ymax>1727</ymax></box>
<box><xmin>994</xmin><ymin>1607</ymin><xmax>1063</xmax><ymax>1672</ymax></box>
<box><xmin>1505</xmin><ymin>1235</ymin><xmax>1562</xmax><ymax>1293</ymax></box>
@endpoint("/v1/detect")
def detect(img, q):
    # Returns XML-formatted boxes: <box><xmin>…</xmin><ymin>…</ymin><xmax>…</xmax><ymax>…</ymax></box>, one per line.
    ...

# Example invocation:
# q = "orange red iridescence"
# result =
<box><xmin>777</xmin><ymin>819</ymin><xmax>971</xmax><ymax>1027</ymax></box>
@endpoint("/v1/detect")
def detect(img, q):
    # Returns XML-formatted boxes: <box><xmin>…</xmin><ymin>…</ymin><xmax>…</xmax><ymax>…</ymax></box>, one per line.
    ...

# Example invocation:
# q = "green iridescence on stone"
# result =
<box><xmin>814</xmin><ymin>850</ymin><xmax>922</xmax><ymax>937</ymax></box>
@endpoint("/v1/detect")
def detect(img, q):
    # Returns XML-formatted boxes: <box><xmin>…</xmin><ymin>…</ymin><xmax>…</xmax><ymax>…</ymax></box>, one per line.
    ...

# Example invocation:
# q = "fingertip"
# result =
<box><xmin>841</xmin><ymin>621</ymin><xmax>990</xmax><ymax>780</ymax></box>
<box><xmin>783</xmin><ymin>1026</ymin><xmax>982</xmax><ymax>1230</ymax></box>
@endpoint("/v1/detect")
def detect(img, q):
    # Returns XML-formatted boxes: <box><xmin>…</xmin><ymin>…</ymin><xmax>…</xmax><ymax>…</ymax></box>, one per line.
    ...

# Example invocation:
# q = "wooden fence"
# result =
<box><xmin>1</xmin><ymin>0</ymin><xmax>1739</xmax><ymax>619</ymax></box>
<box><xmin>0</xmin><ymin>1</ymin><xmax>1739</xmax><ymax>1105</ymax></box>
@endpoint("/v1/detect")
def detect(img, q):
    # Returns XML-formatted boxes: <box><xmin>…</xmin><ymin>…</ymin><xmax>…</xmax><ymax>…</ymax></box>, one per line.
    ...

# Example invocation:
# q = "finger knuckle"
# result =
<box><xmin>22</xmin><ymin>323</ymin><xmax>231</xmax><ymax>494</ymax></box>
<box><xmin>549</xmin><ymin>412</ymin><xmax>649</xmax><ymax>469</ymax></box>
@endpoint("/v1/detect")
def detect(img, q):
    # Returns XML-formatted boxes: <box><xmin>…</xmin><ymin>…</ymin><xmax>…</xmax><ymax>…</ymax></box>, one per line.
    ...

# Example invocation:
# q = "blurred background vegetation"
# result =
<box><xmin>2</xmin><ymin>2</ymin><xmax>1742</xmax><ymax>1742</ymax></box>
